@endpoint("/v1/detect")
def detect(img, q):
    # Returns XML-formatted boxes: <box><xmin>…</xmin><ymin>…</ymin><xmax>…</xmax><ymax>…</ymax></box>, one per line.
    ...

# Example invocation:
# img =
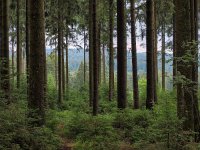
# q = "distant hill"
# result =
<box><xmin>46</xmin><ymin>48</ymin><xmax>173</xmax><ymax>73</ymax></box>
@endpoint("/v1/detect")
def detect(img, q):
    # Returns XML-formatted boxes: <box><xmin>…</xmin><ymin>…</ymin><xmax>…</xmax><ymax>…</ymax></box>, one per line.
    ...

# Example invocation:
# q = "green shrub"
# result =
<box><xmin>65</xmin><ymin>112</ymin><xmax>120</xmax><ymax>150</ymax></box>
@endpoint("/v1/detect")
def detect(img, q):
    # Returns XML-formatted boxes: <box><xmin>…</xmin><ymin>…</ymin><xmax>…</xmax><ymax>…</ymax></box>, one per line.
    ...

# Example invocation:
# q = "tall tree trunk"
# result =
<box><xmin>61</xmin><ymin>29</ymin><xmax>65</xmax><ymax>95</ymax></box>
<box><xmin>83</xmin><ymin>29</ymin><xmax>86</xmax><ymax>85</ymax></box>
<box><xmin>11</xmin><ymin>37</ymin><xmax>15</xmax><ymax>86</ymax></box>
<box><xmin>102</xmin><ymin>44</ymin><xmax>106</xmax><ymax>84</ymax></box>
<box><xmin>161</xmin><ymin>23</ymin><xmax>166</xmax><ymax>91</ymax></box>
<box><xmin>175</xmin><ymin>0</ymin><xmax>194</xmax><ymax>130</ymax></box>
<box><xmin>55</xmin><ymin>45</ymin><xmax>58</xmax><ymax>89</ymax></box>
<box><xmin>58</xmin><ymin>0</ymin><xmax>63</xmax><ymax>106</ymax></box>
<box><xmin>92</xmin><ymin>0</ymin><xmax>98</xmax><ymax>115</ymax></box>
<box><xmin>29</xmin><ymin>0</ymin><xmax>46</xmax><ymax>126</ymax></box>
<box><xmin>192</xmin><ymin>0</ymin><xmax>200</xmax><ymax>141</ymax></box>
<box><xmin>130</xmin><ymin>0</ymin><xmax>139</xmax><ymax>109</ymax></box>
<box><xmin>173</xmin><ymin>0</ymin><xmax>177</xmax><ymax>87</ymax></box>
<box><xmin>89</xmin><ymin>0</ymin><xmax>94</xmax><ymax>107</ymax></box>
<box><xmin>117</xmin><ymin>0</ymin><xmax>127</xmax><ymax>109</ymax></box>
<box><xmin>65</xmin><ymin>34</ymin><xmax>69</xmax><ymax>99</ymax></box>
<box><xmin>109</xmin><ymin>0</ymin><xmax>114</xmax><ymax>101</ymax></box>
<box><xmin>146</xmin><ymin>0</ymin><xmax>154</xmax><ymax>109</ymax></box>
<box><xmin>26</xmin><ymin>0</ymin><xmax>30</xmax><ymax>94</ymax></box>
<box><xmin>98</xmin><ymin>24</ymin><xmax>101</xmax><ymax>85</ymax></box>
<box><xmin>153</xmin><ymin>1</ymin><xmax>157</xmax><ymax>103</ymax></box>
<box><xmin>0</xmin><ymin>0</ymin><xmax>10</xmax><ymax>101</ymax></box>
<box><xmin>17</xmin><ymin>0</ymin><xmax>22</xmax><ymax>88</ymax></box>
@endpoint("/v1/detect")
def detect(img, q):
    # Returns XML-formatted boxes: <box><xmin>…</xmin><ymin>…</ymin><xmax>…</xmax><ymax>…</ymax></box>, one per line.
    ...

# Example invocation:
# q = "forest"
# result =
<box><xmin>0</xmin><ymin>0</ymin><xmax>200</xmax><ymax>149</ymax></box>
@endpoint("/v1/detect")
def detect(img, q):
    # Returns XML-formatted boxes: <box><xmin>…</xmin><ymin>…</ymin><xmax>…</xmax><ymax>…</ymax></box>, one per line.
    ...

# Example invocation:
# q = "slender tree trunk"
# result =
<box><xmin>153</xmin><ymin>1</ymin><xmax>157</xmax><ymax>103</ymax></box>
<box><xmin>58</xmin><ymin>0</ymin><xmax>63</xmax><ymax>106</ymax></box>
<box><xmin>92</xmin><ymin>0</ymin><xmax>98</xmax><ymax>115</ymax></box>
<box><xmin>26</xmin><ymin>0</ymin><xmax>30</xmax><ymax>94</ymax></box>
<box><xmin>117</xmin><ymin>0</ymin><xmax>127</xmax><ymax>109</ymax></box>
<box><xmin>66</xmin><ymin>34</ymin><xmax>69</xmax><ymax>99</ymax></box>
<box><xmin>54</xmin><ymin>40</ymin><xmax>58</xmax><ymax>89</ymax></box>
<box><xmin>0</xmin><ymin>0</ymin><xmax>10</xmax><ymax>101</ymax></box>
<box><xmin>102</xmin><ymin>44</ymin><xmax>106</xmax><ymax>84</ymax></box>
<box><xmin>29</xmin><ymin>0</ymin><xmax>46</xmax><ymax>126</ymax></box>
<box><xmin>161</xmin><ymin>23</ymin><xmax>166</xmax><ymax>91</ymax></box>
<box><xmin>173</xmin><ymin>0</ymin><xmax>177</xmax><ymax>87</ymax></box>
<box><xmin>89</xmin><ymin>0</ymin><xmax>94</xmax><ymax>107</ymax></box>
<box><xmin>17</xmin><ymin>0</ymin><xmax>22</xmax><ymax>89</ymax></box>
<box><xmin>130</xmin><ymin>0</ymin><xmax>139</xmax><ymax>109</ymax></box>
<box><xmin>98</xmin><ymin>24</ymin><xmax>101</xmax><ymax>85</ymax></box>
<box><xmin>146</xmin><ymin>0</ymin><xmax>154</xmax><ymax>109</ymax></box>
<box><xmin>61</xmin><ymin>29</ymin><xmax>65</xmax><ymax>95</ymax></box>
<box><xmin>175</xmin><ymin>0</ymin><xmax>194</xmax><ymax>130</ymax></box>
<box><xmin>11</xmin><ymin>37</ymin><xmax>15</xmax><ymax>86</ymax></box>
<box><xmin>109</xmin><ymin>0</ymin><xmax>114</xmax><ymax>101</ymax></box>
<box><xmin>192</xmin><ymin>0</ymin><xmax>200</xmax><ymax>141</ymax></box>
<box><xmin>83</xmin><ymin>29</ymin><xmax>86</xmax><ymax>85</ymax></box>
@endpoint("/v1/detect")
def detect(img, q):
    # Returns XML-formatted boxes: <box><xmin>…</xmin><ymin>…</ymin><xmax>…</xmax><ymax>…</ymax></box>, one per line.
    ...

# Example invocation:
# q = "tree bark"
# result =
<box><xmin>89</xmin><ymin>0</ymin><xmax>94</xmax><ymax>107</ymax></box>
<box><xmin>58</xmin><ymin>0</ymin><xmax>63</xmax><ymax>106</ymax></box>
<box><xmin>0</xmin><ymin>0</ymin><xmax>10</xmax><ymax>101</ymax></box>
<box><xmin>173</xmin><ymin>0</ymin><xmax>177</xmax><ymax>87</ymax></box>
<box><xmin>102</xmin><ymin>44</ymin><xmax>106</xmax><ymax>84</ymax></box>
<box><xmin>17</xmin><ymin>0</ymin><xmax>22</xmax><ymax>89</ymax></box>
<box><xmin>161</xmin><ymin>23</ymin><xmax>166</xmax><ymax>91</ymax></box>
<box><xmin>11</xmin><ymin>37</ymin><xmax>15</xmax><ymax>86</ymax></box>
<box><xmin>92</xmin><ymin>0</ymin><xmax>99</xmax><ymax>115</ymax></box>
<box><xmin>98</xmin><ymin>24</ymin><xmax>101</xmax><ymax>85</ymax></box>
<box><xmin>109</xmin><ymin>0</ymin><xmax>114</xmax><ymax>101</ymax></box>
<box><xmin>146</xmin><ymin>0</ymin><xmax>154</xmax><ymax>109</ymax></box>
<box><xmin>26</xmin><ymin>0</ymin><xmax>30</xmax><ymax>94</ymax></box>
<box><xmin>130</xmin><ymin>0</ymin><xmax>139</xmax><ymax>109</ymax></box>
<box><xmin>175</xmin><ymin>0</ymin><xmax>194</xmax><ymax>130</ymax></box>
<box><xmin>191</xmin><ymin>0</ymin><xmax>200</xmax><ymax>141</ymax></box>
<box><xmin>65</xmin><ymin>34</ymin><xmax>69</xmax><ymax>99</ymax></box>
<box><xmin>61</xmin><ymin>29</ymin><xmax>65</xmax><ymax>95</ymax></box>
<box><xmin>153</xmin><ymin>1</ymin><xmax>157</xmax><ymax>103</ymax></box>
<box><xmin>83</xmin><ymin>29</ymin><xmax>86</xmax><ymax>85</ymax></box>
<box><xmin>29</xmin><ymin>0</ymin><xmax>46</xmax><ymax>126</ymax></box>
<box><xmin>117</xmin><ymin>0</ymin><xmax>127</xmax><ymax>109</ymax></box>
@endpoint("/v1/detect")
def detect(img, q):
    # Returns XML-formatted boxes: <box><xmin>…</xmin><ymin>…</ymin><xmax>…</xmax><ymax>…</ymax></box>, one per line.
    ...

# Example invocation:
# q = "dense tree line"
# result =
<box><xmin>0</xmin><ymin>0</ymin><xmax>200</xmax><ymax>146</ymax></box>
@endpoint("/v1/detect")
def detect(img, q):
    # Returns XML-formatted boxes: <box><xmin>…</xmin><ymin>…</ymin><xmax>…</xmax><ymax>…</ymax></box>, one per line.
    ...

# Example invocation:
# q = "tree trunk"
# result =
<box><xmin>61</xmin><ymin>29</ymin><xmax>65</xmax><ymax>95</ymax></box>
<box><xmin>98</xmin><ymin>24</ymin><xmax>101</xmax><ymax>85</ymax></box>
<box><xmin>89</xmin><ymin>0</ymin><xmax>94</xmax><ymax>107</ymax></box>
<box><xmin>26</xmin><ymin>0</ymin><xmax>30</xmax><ymax>94</ymax></box>
<box><xmin>11</xmin><ymin>37</ymin><xmax>15</xmax><ymax>86</ymax></box>
<box><xmin>153</xmin><ymin>1</ymin><xmax>157</xmax><ymax>103</ymax></box>
<box><xmin>192</xmin><ymin>0</ymin><xmax>200</xmax><ymax>141</ymax></box>
<box><xmin>161</xmin><ymin>23</ymin><xmax>165</xmax><ymax>91</ymax></box>
<box><xmin>83</xmin><ymin>29</ymin><xmax>86</xmax><ymax>85</ymax></box>
<box><xmin>66</xmin><ymin>34</ymin><xmax>69</xmax><ymax>99</ymax></box>
<box><xmin>0</xmin><ymin>0</ymin><xmax>10</xmax><ymax>101</ymax></box>
<box><xmin>175</xmin><ymin>0</ymin><xmax>194</xmax><ymax>130</ymax></box>
<box><xmin>146</xmin><ymin>0</ymin><xmax>154</xmax><ymax>109</ymax></box>
<box><xmin>173</xmin><ymin>0</ymin><xmax>177</xmax><ymax>87</ymax></box>
<box><xmin>58</xmin><ymin>0</ymin><xmax>63</xmax><ymax>106</ymax></box>
<box><xmin>109</xmin><ymin>0</ymin><xmax>114</xmax><ymax>101</ymax></box>
<box><xmin>117</xmin><ymin>0</ymin><xmax>127</xmax><ymax>109</ymax></box>
<box><xmin>92</xmin><ymin>0</ymin><xmax>98</xmax><ymax>115</ymax></box>
<box><xmin>102</xmin><ymin>44</ymin><xmax>106</xmax><ymax>84</ymax></box>
<box><xmin>29</xmin><ymin>0</ymin><xmax>46</xmax><ymax>126</ymax></box>
<box><xmin>55</xmin><ymin>45</ymin><xmax>58</xmax><ymax>90</ymax></box>
<box><xmin>130</xmin><ymin>0</ymin><xmax>139</xmax><ymax>109</ymax></box>
<box><xmin>17</xmin><ymin>0</ymin><xmax>22</xmax><ymax>89</ymax></box>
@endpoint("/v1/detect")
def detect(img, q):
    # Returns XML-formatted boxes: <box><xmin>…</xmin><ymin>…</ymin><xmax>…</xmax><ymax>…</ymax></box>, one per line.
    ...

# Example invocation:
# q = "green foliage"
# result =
<box><xmin>0</xmin><ymin>92</ymin><xmax>61</xmax><ymax>150</ymax></box>
<box><xmin>66</xmin><ymin>113</ymin><xmax>120</xmax><ymax>150</ymax></box>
